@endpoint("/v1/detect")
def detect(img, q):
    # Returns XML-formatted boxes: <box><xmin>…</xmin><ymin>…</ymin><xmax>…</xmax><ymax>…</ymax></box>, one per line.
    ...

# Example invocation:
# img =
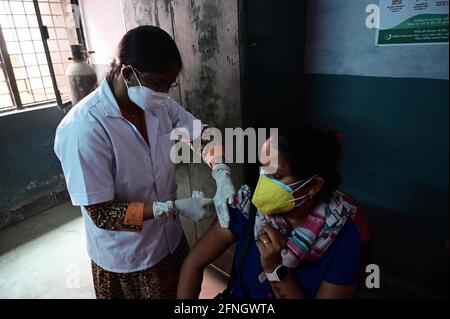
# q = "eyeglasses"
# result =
<box><xmin>133</xmin><ymin>67</ymin><xmax>180</xmax><ymax>93</ymax></box>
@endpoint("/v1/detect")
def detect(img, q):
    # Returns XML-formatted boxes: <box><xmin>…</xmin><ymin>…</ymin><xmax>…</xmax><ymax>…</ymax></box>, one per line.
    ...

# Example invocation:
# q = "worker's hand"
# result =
<box><xmin>174</xmin><ymin>191</ymin><xmax>215</xmax><ymax>222</ymax></box>
<box><xmin>153</xmin><ymin>192</ymin><xmax>214</xmax><ymax>222</ymax></box>
<box><xmin>211</xmin><ymin>164</ymin><xmax>236</xmax><ymax>229</ymax></box>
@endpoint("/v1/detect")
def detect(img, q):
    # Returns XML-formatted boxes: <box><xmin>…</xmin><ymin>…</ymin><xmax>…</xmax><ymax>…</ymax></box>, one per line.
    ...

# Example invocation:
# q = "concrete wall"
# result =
<box><xmin>0</xmin><ymin>106</ymin><xmax>68</xmax><ymax>229</ymax></box>
<box><xmin>304</xmin><ymin>0</ymin><xmax>449</xmax><ymax>297</ymax></box>
<box><xmin>79</xmin><ymin>0</ymin><xmax>126</xmax><ymax>66</ymax></box>
<box><xmin>79</xmin><ymin>0</ymin><xmax>127</xmax><ymax>81</ymax></box>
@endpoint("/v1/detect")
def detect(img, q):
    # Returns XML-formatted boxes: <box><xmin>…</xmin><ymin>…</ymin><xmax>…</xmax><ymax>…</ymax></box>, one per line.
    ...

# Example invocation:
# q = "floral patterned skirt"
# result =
<box><xmin>91</xmin><ymin>235</ymin><xmax>190</xmax><ymax>299</ymax></box>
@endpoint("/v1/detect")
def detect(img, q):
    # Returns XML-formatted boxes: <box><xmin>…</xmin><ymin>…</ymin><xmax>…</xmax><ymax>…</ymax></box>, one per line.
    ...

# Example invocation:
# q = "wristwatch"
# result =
<box><xmin>265</xmin><ymin>265</ymin><xmax>290</xmax><ymax>282</ymax></box>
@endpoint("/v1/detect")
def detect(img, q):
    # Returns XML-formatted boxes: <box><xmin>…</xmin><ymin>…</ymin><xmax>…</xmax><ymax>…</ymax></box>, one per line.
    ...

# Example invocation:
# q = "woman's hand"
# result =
<box><xmin>255</xmin><ymin>225</ymin><xmax>287</xmax><ymax>273</ymax></box>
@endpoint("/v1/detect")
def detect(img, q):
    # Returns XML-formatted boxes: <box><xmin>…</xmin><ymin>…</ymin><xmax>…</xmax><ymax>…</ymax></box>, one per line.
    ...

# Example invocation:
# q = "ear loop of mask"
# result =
<box><xmin>122</xmin><ymin>65</ymin><xmax>142</xmax><ymax>89</ymax></box>
<box><xmin>259</xmin><ymin>166</ymin><xmax>318</xmax><ymax>206</ymax></box>
<box><xmin>286</xmin><ymin>175</ymin><xmax>318</xmax><ymax>206</ymax></box>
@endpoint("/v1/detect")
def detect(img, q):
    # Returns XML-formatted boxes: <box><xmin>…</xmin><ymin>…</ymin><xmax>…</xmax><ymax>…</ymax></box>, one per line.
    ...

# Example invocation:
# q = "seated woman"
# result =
<box><xmin>177</xmin><ymin>126</ymin><xmax>364</xmax><ymax>299</ymax></box>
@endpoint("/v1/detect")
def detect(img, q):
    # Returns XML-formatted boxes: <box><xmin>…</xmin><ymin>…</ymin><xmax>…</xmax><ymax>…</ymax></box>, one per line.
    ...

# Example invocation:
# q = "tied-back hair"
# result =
<box><xmin>106</xmin><ymin>25</ymin><xmax>182</xmax><ymax>82</ymax></box>
<box><xmin>277</xmin><ymin>125</ymin><xmax>342</xmax><ymax>200</ymax></box>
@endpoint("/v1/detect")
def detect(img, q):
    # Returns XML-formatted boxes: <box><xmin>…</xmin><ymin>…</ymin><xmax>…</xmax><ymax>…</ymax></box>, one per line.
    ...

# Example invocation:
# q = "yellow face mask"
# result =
<box><xmin>251</xmin><ymin>171</ymin><xmax>317</xmax><ymax>216</ymax></box>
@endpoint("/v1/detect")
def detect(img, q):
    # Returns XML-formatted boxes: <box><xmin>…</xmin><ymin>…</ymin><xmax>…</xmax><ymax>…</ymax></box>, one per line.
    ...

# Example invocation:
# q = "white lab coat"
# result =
<box><xmin>54</xmin><ymin>80</ymin><xmax>200</xmax><ymax>273</ymax></box>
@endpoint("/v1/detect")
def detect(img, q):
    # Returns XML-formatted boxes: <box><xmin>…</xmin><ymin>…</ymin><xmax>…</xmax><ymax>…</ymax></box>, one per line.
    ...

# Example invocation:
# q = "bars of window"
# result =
<box><xmin>0</xmin><ymin>0</ymin><xmax>79</xmax><ymax>111</ymax></box>
<box><xmin>0</xmin><ymin>61</ymin><xmax>14</xmax><ymax>110</ymax></box>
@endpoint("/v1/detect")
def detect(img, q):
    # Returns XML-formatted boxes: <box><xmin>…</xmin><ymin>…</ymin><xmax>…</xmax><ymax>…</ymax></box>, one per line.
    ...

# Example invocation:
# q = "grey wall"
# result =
<box><xmin>79</xmin><ymin>0</ymin><xmax>125</xmax><ymax>79</ymax></box>
<box><xmin>0</xmin><ymin>106</ymin><xmax>68</xmax><ymax>229</ymax></box>
<box><xmin>304</xmin><ymin>0</ymin><xmax>449</xmax><ymax>297</ymax></box>
<box><xmin>305</xmin><ymin>0</ymin><xmax>449</xmax><ymax>80</ymax></box>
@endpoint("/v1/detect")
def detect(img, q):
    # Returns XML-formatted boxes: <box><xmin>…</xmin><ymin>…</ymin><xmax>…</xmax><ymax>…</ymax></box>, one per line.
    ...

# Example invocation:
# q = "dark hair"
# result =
<box><xmin>277</xmin><ymin>125</ymin><xmax>342</xmax><ymax>199</ymax></box>
<box><xmin>107</xmin><ymin>25</ymin><xmax>182</xmax><ymax>80</ymax></box>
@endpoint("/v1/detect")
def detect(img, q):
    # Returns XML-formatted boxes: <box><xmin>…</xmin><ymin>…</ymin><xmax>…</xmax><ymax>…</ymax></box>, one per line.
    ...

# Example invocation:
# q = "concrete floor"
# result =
<box><xmin>0</xmin><ymin>202</ymin><xmax>226</xmax><ymax>299</ymax></box>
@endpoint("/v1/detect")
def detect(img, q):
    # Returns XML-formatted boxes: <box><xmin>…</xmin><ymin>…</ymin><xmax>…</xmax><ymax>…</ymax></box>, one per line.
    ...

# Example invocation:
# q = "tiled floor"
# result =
<box><xmin>0</xmin><ymin>202</ymin><xmax>226</xmax><ymax>299</ymax></box>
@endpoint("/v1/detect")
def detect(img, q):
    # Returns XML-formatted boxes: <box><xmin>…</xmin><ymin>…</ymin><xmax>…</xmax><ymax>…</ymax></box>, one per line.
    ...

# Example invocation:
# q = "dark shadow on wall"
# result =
<box><xmin>359</xmin><ymin>203</ymin><xmax>449</xmax><ymax>298</ymax></box>
<box><xmin>0</xmin><ymin>106</ymin><xmax>68</xmax><ymax>230</ymax></box>
<box><xmin>239</xmin><ymin>0</ymin><xmax>308</xmax><ymax>188</ymax></box>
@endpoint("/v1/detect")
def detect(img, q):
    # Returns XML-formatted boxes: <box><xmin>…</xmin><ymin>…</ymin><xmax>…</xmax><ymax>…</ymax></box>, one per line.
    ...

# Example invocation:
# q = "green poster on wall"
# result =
<box><xmin>377</xmin><ymin>0</ymin><xmax>449</xmax><ymax>45</ymax></box>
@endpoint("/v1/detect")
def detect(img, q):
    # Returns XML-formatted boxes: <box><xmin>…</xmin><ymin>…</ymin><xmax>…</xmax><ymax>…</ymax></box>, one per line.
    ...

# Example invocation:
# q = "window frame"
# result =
<box><xmin>0</xmin><ymin>0</ymin><xmax>85</xmax><ymax>113</ymax></box>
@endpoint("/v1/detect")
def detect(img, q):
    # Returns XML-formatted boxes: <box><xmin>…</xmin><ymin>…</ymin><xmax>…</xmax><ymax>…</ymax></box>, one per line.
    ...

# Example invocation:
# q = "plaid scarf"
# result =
<box><xmin>233</xmin><ymin>186</ymin><xmax>356</xmax><ymax>269</ymax></box>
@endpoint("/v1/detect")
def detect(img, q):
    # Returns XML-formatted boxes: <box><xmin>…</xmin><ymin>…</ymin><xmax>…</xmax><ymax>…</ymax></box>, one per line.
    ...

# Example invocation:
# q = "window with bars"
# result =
<box><xmin>0</xmin><ymin>0</ymin><xmax>82</xmax><ymax>112</ymax></box>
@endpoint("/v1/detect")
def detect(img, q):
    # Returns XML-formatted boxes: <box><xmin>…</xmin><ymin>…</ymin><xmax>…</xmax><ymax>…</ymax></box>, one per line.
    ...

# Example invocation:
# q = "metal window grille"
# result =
<box><xmin>0</xmin><ymin>0</ymin><xmax>83</xmax><ymax>112</ymax></box>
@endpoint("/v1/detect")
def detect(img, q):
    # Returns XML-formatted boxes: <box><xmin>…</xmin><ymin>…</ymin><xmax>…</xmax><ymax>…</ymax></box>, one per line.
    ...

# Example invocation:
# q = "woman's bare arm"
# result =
<box><xmin>177</xmin><ymin>217</ymin><xmax>236</xmax><ymax>299</ymax></box>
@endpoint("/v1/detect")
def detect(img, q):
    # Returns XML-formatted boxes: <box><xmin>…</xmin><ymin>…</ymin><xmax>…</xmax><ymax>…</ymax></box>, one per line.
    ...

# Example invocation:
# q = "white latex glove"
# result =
<box><xmin>175</xmin><ymin>192</ymin><xmax>215</xmax><ymax>222</ymax></box>
<box><xmin>153</xmin><ymin>192</ymin><xmax>215</xmax><ymax>222</ymax></box>
<box><xmin>211</xmin><ymin>164</ymin><xmax>236</xmax><ymax>228</ymax></box>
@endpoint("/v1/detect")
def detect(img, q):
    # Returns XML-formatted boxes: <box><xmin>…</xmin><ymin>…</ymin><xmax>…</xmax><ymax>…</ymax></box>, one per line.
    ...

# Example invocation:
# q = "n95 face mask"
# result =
<box><xmin>251</xmin><ymin>168</ymin><xmax>317</xmax><ymax>216</ymax></box>
<box><xmin>122</xmin><ymin>65</ymin><xmax>170</xmax><ymax>112</ymax></box>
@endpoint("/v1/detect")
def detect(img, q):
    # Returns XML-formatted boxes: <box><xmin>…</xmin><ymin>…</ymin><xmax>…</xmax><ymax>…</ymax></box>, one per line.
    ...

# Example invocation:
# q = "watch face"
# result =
<box><xmin>276</xmin><ymin>265</ymin><xmax>290</xmax><ymax>280</ymax></box>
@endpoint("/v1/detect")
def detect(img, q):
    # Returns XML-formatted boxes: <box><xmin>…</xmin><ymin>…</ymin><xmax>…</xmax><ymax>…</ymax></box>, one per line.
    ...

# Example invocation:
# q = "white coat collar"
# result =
<box><xmin>98</xmin><ymin>79</ymin><xmax>124</xmax><ymax>118</ymax></box>
<box><xmin>98</xmin><ymin>80</ymin><xmax>159</xmax><ymax>158</ymax></box>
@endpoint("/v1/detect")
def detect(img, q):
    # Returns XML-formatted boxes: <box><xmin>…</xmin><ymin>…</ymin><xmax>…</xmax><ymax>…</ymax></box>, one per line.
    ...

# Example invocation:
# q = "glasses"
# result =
<box><xmin>133</xmin><ymin>67</ymin><xmax>180</xmax><ymax>93</ymax></box>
